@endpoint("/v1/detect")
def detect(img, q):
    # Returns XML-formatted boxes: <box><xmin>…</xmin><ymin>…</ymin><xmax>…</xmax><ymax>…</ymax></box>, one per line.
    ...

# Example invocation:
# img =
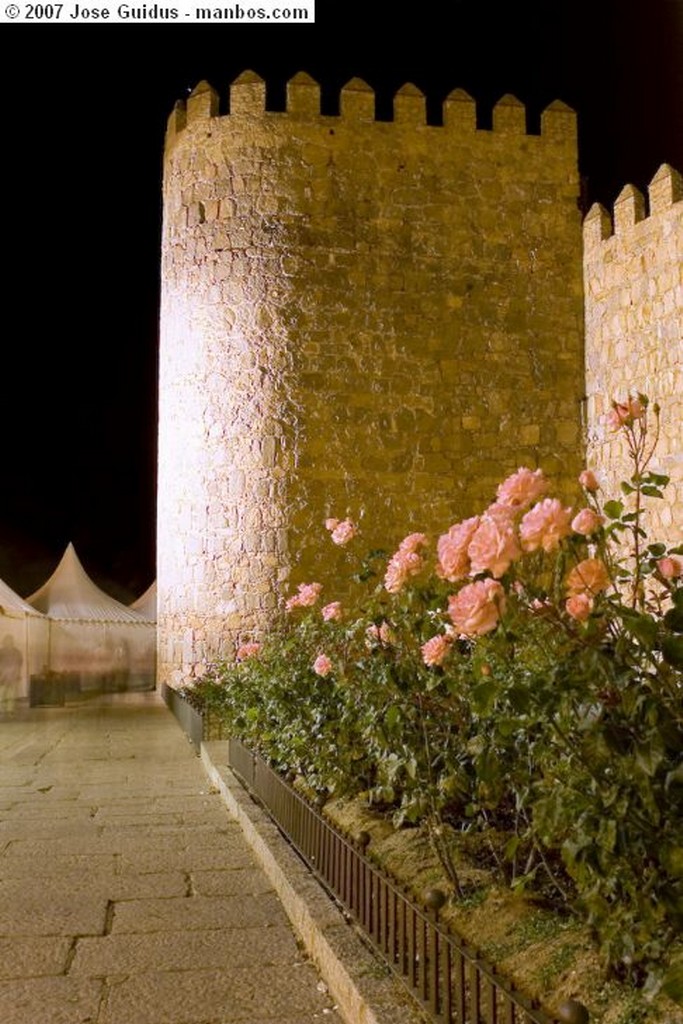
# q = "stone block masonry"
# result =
<box><xmin>584</xmin><ymin>164</ymin><xmax>682</xmax><ymax>547</ymax></box>
<box><xmin>158</xmin><ymin>71</ymin><xmax>586</xmax><ymax>686</ymax></box>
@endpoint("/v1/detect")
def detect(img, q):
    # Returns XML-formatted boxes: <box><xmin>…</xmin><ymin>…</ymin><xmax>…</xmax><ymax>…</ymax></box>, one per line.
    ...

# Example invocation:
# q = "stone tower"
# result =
<box><xmin>157</xmin><ymin>72</ymin><xmax>585</xmax><ymax>688</ymax></box>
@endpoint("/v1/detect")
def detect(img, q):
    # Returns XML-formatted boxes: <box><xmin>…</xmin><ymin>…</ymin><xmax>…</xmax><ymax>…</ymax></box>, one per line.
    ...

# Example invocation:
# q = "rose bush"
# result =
<box><xmin>189</xmin><ymin>394</ymin><xmax>682</xmax><ymax>995</ymax></box>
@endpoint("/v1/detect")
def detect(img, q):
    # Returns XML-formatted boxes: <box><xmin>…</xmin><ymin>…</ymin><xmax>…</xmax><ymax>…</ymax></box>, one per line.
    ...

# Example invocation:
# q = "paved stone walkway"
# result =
<box><xmin>0</xmin><ymin>692</ymin><xmax>339</xmax><ymax>1024</ymax></box>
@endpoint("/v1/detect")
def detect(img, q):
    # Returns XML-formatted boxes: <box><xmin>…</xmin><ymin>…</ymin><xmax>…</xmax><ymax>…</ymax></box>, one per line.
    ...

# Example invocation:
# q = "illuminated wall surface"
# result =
<box><xmin>158</xmin><ymin>72</ymin><xmax>679</xmax><ymax>687</ymax></box>
<box><xmin>584</xmin><ymin>165</ymin><xmax>683</xmax><ymax>544</ymax></box>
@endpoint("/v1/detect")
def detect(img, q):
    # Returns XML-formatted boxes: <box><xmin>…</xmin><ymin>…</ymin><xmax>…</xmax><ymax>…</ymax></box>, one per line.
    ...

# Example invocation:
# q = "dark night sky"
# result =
<box><xmin>2</xmin><ymin>0</ymin><xmax>682</xmax><ymax>601</ymax></box>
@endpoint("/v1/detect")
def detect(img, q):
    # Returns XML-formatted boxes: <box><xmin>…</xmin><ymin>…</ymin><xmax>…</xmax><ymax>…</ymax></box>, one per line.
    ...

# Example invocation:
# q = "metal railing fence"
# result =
<box><xmin>164</xmin><ymin>687</ymin><xmax>586</xmax><ymax>1024</ymax></box>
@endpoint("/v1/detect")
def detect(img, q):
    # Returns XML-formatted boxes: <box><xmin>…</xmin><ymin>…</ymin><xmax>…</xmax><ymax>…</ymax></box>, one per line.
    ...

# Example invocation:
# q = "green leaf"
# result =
<box><xmin>647</xmin><ymin>543</ymin><xmax>667</xmax><ymax>557</ymax></box>
<box><xmin>664</xmin><ymin>607</ymin><xmax>683</xmax><ymax>633</ymax></box>
<box><xmin>384</xmin><ymin>704</ymin><xmax>402</xmax><ymax>733</ymax></box>
<box><xmin>662</xmin><ymin>636</ymin><xmax>683</xmax><ymax>669</ymax></box>
<box><xmin>471</xmin><ymin>678</ymin><xmax>498</xmax><ymax>714</ymax></box>
<box><xmin>635</xmin><ymin>735</ymin><xmax>665</xmax><ymax>777</ymax></box>
<box><xmin>620</xmin><ymin>482</ymin><xmax>635</xmax><ymax>495</ymax></box>
<box><xmin>644</xmin><ymin>472</ymin><xmax>670</xmax><ymax>487</ymax></box>
<box><xmin>661</xmin><ymin>845</ymin><xmax>683</xmax><ymax>879</ymax></box>
<box><xmin>620</xmin><ymin>610</ymin><xmax>658</xmax><ymax>648</ymax></box>
<box><xmin>641</xmin><ymin>485</ymin><xmax>664</xmax><ymax>499</ymax></box>
<box><xmin>604</xmin><ymin>500</ymin><xmax>624</xmax><ymax>520</ymax></box>
<box><xmin>662</xmin><ymin>957</ymin><xmax>683</xmax><ymax>1003</ymax></box>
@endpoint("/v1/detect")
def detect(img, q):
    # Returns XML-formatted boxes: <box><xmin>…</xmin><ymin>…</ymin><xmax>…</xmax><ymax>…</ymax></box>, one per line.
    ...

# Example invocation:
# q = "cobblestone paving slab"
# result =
<box><xmin>101</xmin><ymin>965</ymin><xmax>333</xmax><ymax>1024</ymax></box>
<box><xmin>0</xmin><ymin>695</ymin><xmax>339</xmax><ymax>1023</ymax></box>
<box><xmin>0</xmin><ymin>976</ymin><xmax>104</xmax><ymax>1024</ymax></box>
<box><xmin>0</xmin><ymin>937</ymin><xmax>73</xmax><ymax>979</ymax></box>
<box><xmin>69</xmin><ymin>924</ymin><xmax>304</xmax><ymax>975</ymax></box>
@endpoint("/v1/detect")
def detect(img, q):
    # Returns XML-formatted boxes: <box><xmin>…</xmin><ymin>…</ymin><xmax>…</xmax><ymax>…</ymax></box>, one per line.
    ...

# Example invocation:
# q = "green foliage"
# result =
<box><xmin>190</xmin><ymin>396</ymin><xmax>682</xmax><ymax>989</ymax></box>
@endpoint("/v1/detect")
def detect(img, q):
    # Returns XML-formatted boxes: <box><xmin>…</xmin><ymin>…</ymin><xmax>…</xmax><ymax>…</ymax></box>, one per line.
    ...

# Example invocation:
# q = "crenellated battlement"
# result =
<box><xmin>583</xmin><ymin>162</ymin><xmax>682</xmax><ymax>553</ymax></box>
<box><xmin>583</xmin><ymin>163</ymin><xmax>683</xmax><ymax>248</ymax></box>
<box><xmin>165</xmin><ymin>71</ymin><xmax>577</xmax><ymax>149</ymax></box>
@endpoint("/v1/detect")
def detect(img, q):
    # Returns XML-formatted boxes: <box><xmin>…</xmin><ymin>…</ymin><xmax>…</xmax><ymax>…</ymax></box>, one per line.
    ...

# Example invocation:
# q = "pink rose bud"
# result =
<box><xmin>606</xmin><ymin>397</ymin><xmax>646</xmax><ymax>431</ymax></box>
<box><xmin>322</xmin><ymin>601</ymin><xmax>342</xmax><ymax>622</ymax></box>
<box><xmin>571</xmin><ymin>508</ymin><xmax>605</xmax><ymax>536</ymax></box>
<box><xmin>566</xmin><ymin>593</ymin><xmax>593</xmax><ymax>622</ymax></box>
<box><xmin>566</xmin><ymin>558</ymin><xmax>611</xmax><ymax>597</ymax></box>
<box><xmin>579</xmin><ymin>469</ymin><xmax>599</xmax><ymax>492</ymax></box>
<box><xmin>421</xmin><ymin>634</ymin><xmax>453</xmax><ymax>667</ymax></box>
<box><xmin>236</xmin><ymin>642</ymin><xmax>261</xmax><ymax>661</ymax></box>
<box><xmin>658</xmin><ymin>556</ymin><xmax>683</xmax><ymax>579</ymax></box>
<box><xmin>313</xmin><ymin>654</ymin><xmax>333</xmax><ymax>677</ymax></box>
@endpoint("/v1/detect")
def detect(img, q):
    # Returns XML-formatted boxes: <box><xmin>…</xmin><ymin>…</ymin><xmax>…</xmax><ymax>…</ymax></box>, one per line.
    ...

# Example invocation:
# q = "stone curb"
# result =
<box><xmin>200</xmin><ymin>741</ymin><xmax>428</xmax><ymax>1024</ymax></box>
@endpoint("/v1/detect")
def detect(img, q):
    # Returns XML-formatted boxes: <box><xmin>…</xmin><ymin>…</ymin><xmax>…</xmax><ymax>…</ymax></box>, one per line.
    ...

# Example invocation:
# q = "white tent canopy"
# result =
<box><xmin>25</xmin><ymin>543</ymin><xmax>156</xmax><ymax>694</ymax></box>
<box><xmin>0</xmin><ymin>577</ymin><xmax>49</xmax><ymax>706</ymax></box>
<box><xmin>130</xmin><ymin>580</ymin><xmax>156</xmax><ymax>621</ymax></box>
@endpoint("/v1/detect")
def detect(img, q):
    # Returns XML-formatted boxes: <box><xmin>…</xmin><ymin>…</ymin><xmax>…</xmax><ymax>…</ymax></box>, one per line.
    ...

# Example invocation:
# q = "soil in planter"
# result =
<box><xmin>323</xmin><ymin>794</ymin><xmax>683</xmax><ymax>1024</ymax></box>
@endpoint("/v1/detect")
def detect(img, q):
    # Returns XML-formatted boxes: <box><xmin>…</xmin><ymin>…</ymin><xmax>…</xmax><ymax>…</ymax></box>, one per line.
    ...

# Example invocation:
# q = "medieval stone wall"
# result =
<box><xmin>584</xmin><ymin>164</ymin><xmax>683</xmax><ymax>547</ymax></box>
<box><xmin>158</xmin><ymin>72</ymin><xmax>585</xmax><ymax>686</ymax></box>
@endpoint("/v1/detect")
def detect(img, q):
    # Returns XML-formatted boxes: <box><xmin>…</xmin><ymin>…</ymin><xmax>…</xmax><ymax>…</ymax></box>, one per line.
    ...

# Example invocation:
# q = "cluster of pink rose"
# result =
<box><xmin>269</xmin><ymin>395</ymin><xmax>677</xmax><ymax>677</ymax></box>
<box><xmin>324</xmin><ymin>517</ymin><xmax>358</xmax><ymax>546</ymax></box>
<box><xmin>384</xmin><ymin>533</ymin><xmax>429</xmax><ymax>594</ymax></box>
<box><xmin>413</xmin><ymin>463</ymin><xmax>617</xmax><ymax>665</ymax></box>
<box><xmin>285</xmin><ymin>581</ymin><xmax>324</xmax><ymax>611</ymax></box>
<box><xmin>235</xmin><ymin>641</ymin><xmax>262</xmax><ymax>662</ymax></box>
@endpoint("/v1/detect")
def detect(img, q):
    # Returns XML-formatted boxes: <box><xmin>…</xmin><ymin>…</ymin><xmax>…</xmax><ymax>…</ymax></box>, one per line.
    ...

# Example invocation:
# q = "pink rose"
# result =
<box><xmin>325</xmin><ymin>517</ymin><xmax>357</xmax><ymax>546</ymax></box>
<box><xmin>379</xmin><ymin>621</ymin><xmax>396</xmax><ymax>645</ymax></box>
<box><xmin>566</xmin><ymin>558</ymin><xmax>611</xmax><ymax>597</ymax></box>
<box><xmin>467</xmin><ymin>513</ymin><xmax>521</xmax><ymax>579</ymax></box>
<box><xmin>606</xmin><ymin>397</ymin><xmax>646</xmax><ymax>431</ymax></box>
<box><xmin>322</xmin><ymin>601</ymin><xmax>342</xmax><ymax>622</ymax></box>
<box><xmin>496</xmin><ymin>467</ymin><xmax>548</xmax><ymax>509</ymax></box>
<box><xmin>398</xmin><ymin>533</ymin><xmax>428</xmax><ymax>555</ymax></box>
<box><xmin>313</xmin><ymin>654</ymin><xmax>332</xmax><ymax>677</ymax></box>
<box><xmin>421</xmin><ymin>633</ymin><xmax>453</xmax><ymax>667</ymax></box>
<box><xmin>658</xmin><ymin>556</ymin><xmax>683</xmax><ymax>579</ymax></box>
<box><xmin>579</xmin><ymin>469</ymin><xmax>600</xmax><ymax>492</ymax></box>
<box><xmin>285</xmin><ymin>582</ymin><xmax>323</xmax><ymax>610</ymax></box>
<box><xmin>448</xmin><ymin>579</ymin><xmax>506</xmax><ymax>637</ymax></box>
<box><xmin>384</xmin><ymin>535</ymin><xmax>428</xmax><ymax>593</ymax></box>
<box><xmin>520</xmin><ymin>499</ymin><xmax>573</xmax><ymax>553</ymax></box>
<box><xmin>437</xmin><ymin>516</ymin><xmax>480</xmax><ymax>582</ymax></box>
<box><xmin>571</xmin><ymin>508</ymin><xmax>605</xmax><ymax>536</ymax></box>
<box><xmin>236</xmin><ymin>642</ymin><xmax>261</xmax><ymax>661</ymax></box>
<box><xmin>566</xmin><ymin>593</ymin><xmax>594</xmax><ymax>622</ymax></box>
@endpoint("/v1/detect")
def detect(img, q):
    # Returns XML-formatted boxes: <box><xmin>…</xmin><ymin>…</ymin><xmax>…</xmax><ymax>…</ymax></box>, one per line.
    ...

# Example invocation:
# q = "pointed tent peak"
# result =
<box><xmin>540</xmin><ymin>99</ymin><xmax>577</xmax><ymax>140</ymax></box>
<box><xmin>230</xmin><ymin>70</ymin><xmax>266</xmax><ymax>115</ymax></box>
<box><xmin>130</xmin><ymin>581</ymin><xmax>157</xmax><ymax>622</ymax></box>
<box><xmin>583</xmin><ymin>202</ymin><xmax>613</xmax><ymax>248</ymax></box>
<box><xmin>648</xmin><ymin>163</ymin><xmax>683</xmax><ymax>213</ymax></box>
<box><xmin>443</xmin><ymin>88</ymin><xmax>476</xmax><ymax>131</ymax></box>
<box><xmin>340</xmin><ymin>77</ymin><xmax>375</xmax><ymax>120</ymax></box>
<box><xmin>393</xmin><ymin>82</ymin><xmax>426</xmax><ymax>125</ymax></box>
<box><xmin>26</xmin><ymin>543</ymin><xmax>149</xmax><ymax>623</ymax></box>
<box><xmin>613</xmin><ymin>183</ymin><xmax>646</xmax><ymax>232</ymax></box>
<box><xmin>286</xmin><ymin>71</ymin><xmax>321</xmax><ymax>116</ymax></box>
<box><xmin>0</xmin><ymin>575</ymin><xmax>45</xmax><ymax>618</ymax></box>
<box><xmin>493</xmin><ymin>93</ymin><xmax>526</xmax><ymax>133</ymax></box>
<box><xmin>187</xmin><ymin>80</ymin><xmax>219</xmax><ymax>122</ymax></box>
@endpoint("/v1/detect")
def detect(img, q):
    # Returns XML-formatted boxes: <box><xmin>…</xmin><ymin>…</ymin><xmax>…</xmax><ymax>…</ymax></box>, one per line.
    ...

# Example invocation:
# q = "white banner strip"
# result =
<box><xmin>2</xmin><ymin>0</ymin><xmax>314</xmax><ymax>22</ymax></box>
